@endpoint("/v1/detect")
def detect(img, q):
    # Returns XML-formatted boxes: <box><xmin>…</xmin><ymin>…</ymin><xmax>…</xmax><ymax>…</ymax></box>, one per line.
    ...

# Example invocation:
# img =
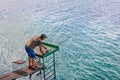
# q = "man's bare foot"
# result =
<box><xmin>28</xmin><ymin>66</ymin><xmax>38</xmax><ymax>70</ymax></box>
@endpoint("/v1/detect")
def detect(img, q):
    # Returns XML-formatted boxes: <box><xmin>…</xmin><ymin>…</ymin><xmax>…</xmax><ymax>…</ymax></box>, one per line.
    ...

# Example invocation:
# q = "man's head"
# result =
<box><xmin>40</xmin><ymin>34</ymin><xmax>47</xmax><ymax>40</ymax></box>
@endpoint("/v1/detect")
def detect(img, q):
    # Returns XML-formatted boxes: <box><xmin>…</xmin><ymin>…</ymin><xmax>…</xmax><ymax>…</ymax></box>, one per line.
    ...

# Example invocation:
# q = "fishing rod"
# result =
<box><xmin>57</xmin><ymin>36</ymin><xmax>71</xmax><ymax>45</ymax></box>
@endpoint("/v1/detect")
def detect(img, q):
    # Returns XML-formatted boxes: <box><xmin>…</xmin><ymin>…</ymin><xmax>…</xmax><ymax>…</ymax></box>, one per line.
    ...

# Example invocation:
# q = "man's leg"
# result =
<box><xmin>29</xmin><ymin>57</ymin><xmax>32</xmax><ymax>67</ymax></box>
<box><xmin>28</xmin><ymin>57</ymin><xmax>30</xmax><ymax>67</ymax></box>
<box><xmin>31</xmin><ymin>58</ymin><xmax>35</xmax><ymax>67</ymax></box>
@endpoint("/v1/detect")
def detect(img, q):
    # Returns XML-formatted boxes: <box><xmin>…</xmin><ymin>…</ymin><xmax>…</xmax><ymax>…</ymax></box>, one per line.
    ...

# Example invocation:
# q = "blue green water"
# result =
<box><xmin>0</xmin><ymin>0</ymin><xmax>120</xmax><ymax>80</ymax></box>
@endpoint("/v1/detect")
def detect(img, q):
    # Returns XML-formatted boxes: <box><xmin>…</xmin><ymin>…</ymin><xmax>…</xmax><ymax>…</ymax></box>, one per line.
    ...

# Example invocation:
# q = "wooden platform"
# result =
<box><xmin>0</xmin><ymin>63</ymin><xmax>44</xmax><ymax>80</ymax></box>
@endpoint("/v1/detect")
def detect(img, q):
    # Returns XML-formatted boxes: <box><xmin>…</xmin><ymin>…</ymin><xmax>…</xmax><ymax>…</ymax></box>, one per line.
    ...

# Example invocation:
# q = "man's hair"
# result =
<box><xmin>40</xmin><ymin>34</ymin><xmax>47</xmax><ymax>39</ymax></box>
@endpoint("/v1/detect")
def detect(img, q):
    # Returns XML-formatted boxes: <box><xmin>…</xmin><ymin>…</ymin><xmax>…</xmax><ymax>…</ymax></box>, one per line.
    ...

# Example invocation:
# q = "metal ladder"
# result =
<box><xmin>36</xmin><ymin>53</ymin><xmax>56</xmax><ymax>80</ymax></box>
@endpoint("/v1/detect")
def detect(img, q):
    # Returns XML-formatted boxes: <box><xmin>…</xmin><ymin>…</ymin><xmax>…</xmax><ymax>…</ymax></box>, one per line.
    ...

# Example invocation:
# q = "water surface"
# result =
<box><xmin>0</xmin><ymin>0</ymin><xmax>120</xmax><ymax>80</ymax></box>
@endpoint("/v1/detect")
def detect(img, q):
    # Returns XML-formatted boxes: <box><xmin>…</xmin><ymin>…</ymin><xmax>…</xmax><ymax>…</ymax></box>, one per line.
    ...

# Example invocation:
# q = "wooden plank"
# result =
<box><xmin>0</xmin><ymin>63</ymin><xmax>44</xmax><ymax>80</ymax></box>
<box><xmin>0</xmin><ymin>72</ymin><xmax>22</xmax><ymax>80</ymax></box>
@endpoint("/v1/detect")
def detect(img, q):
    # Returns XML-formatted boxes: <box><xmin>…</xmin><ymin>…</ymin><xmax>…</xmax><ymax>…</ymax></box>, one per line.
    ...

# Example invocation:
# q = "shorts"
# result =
<box><xmin>25</xmin><ymin>45</ymin><xmax>36</xmax><ymax>58</ymax></box>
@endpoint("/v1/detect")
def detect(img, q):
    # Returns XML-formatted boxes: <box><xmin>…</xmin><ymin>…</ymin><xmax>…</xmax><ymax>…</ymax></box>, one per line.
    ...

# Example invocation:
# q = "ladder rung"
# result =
<box><xmin>46</xmin><ymin>73</ymin><xmax>54</xmax><ymax>80</ymax></box>
<box><xmin>49</xmin><ymin>76</ymin><xmax>54</xmax><ymax>80</ymax></box>
<box><xmin>47</xmin><ymin>64</ymin><xmax>54</xmax><ymax>69</ymax></box>
<box><xmin>46</xmin><ymin>61</ymin><xmax>53</xmax><ymax>66</ymax></box>
<box><xmin>45</xmin><ymin>67</ymin><xmax>54</xmax><ymax>73</ymax></box>
<box><xmin>45</xmin><ymin>69</ymin><xmax>54</xmax><ymax>76</ymax></box>
<box><xmin>45</xmin><ymin>58</ymin><xmax>53</xmax><ymax>63</ymax></box>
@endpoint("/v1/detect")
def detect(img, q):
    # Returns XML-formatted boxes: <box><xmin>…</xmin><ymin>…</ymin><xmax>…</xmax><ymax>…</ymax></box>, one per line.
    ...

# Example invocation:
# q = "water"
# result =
<box><xmin>0</xmin><ymin>0</ymin><xmax>120</xmax><ymax>80</ymax></box>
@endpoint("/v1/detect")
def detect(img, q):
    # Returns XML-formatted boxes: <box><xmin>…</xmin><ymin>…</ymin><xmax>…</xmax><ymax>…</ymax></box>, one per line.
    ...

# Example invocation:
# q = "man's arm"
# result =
<box><xmin>42</xmin><ymin>45</ymin><xmax>47</xmax><ymax>49</ymax></box>
<box><xmin>39</xmin><ymin>45</ymin><xmax>45</xmax><ymax>55</ymax></box>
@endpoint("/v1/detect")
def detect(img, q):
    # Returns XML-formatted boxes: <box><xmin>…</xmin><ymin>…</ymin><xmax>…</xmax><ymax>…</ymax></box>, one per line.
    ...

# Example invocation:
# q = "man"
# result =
<box><xmin>25</xmin><ymin>34</ymin><xmax>48</xmax><ymax>70</ymax></box>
